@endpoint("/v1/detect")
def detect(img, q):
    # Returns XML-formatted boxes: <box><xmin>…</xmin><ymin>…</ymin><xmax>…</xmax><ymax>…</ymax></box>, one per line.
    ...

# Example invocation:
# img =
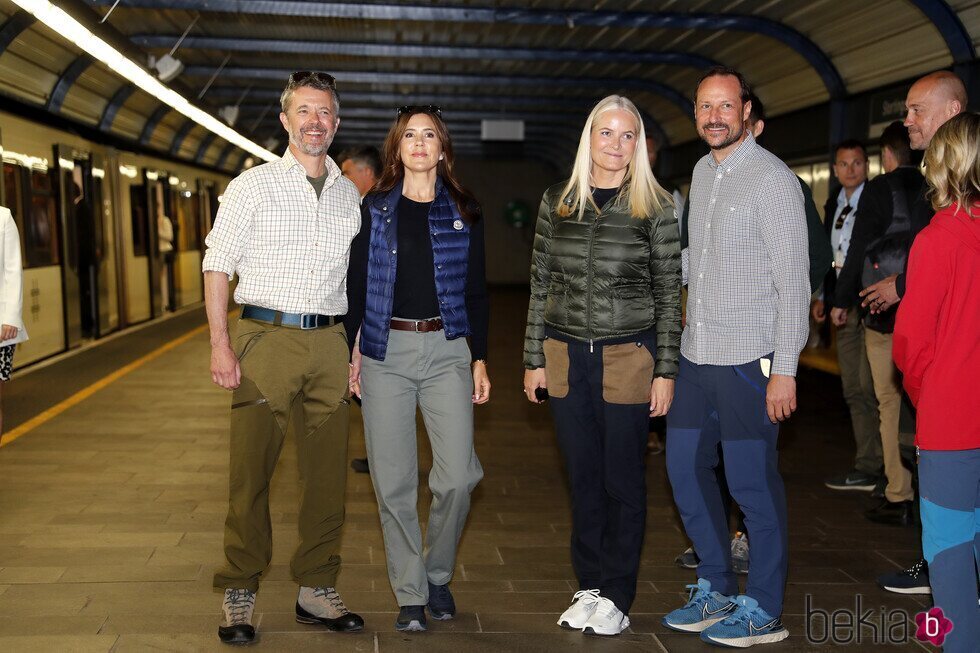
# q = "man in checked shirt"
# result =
<box><xmin>202</xmin><ymin>71</ymin><xmax>364</xmax><ymax>645</ymax></box>
<box><xmin>661</xmin><ymin>67</ymin><xmax>809</xmax><ymax>648</ymax></box>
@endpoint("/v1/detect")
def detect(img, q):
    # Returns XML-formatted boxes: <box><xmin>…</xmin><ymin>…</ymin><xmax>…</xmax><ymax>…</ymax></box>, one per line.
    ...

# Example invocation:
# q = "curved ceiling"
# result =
<box><xmin>0</xmin><ymin>0</ymin><xmax>977</xmax><ymax>171</ymax></box>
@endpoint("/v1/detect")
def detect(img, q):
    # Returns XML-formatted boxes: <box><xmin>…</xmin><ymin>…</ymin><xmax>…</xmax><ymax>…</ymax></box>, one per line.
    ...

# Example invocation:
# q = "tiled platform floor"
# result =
<box><xmin>0</xmin><ymin>290</ymin><xmax>928</xmax><ymax>651</ymax></box>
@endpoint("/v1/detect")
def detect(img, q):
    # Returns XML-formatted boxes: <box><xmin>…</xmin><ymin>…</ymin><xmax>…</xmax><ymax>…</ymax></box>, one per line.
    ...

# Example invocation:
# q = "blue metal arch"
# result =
<box><xmin>0</xmin><ymin>10</ymin><xmax>34</xmax><ymax>55</ymax></box>
<box><xmin>169</xmin><ymin>119</ymin><xmax>197</xmax><ymax>156</ymax></box>
<box><xmin>133</xmin><ymin>35</ymin><xmax>719</xmax><ymax>70</ymax></box>
<box><xmin>906</xmin><ymin>0</ymin><xmax>975</xmax><ymax>63</ymax></box>
<box><xmin>99</xmin><ymin>84</ymin><xmax>136</xmax><ymax>131</ymax></box>
<box><xmin>195</xmin><ymin>132</ymin><xmax>218</xmax><ymax>164</ymax></box>
<box><xmin>139</xmin><ymin>104</ymin><xmax>173</xmax><ymax>146</ymax></box>
<box><xmin>186</xmin><ymin>66</ymin><xmax>694</xmax><ymax>125</ymax></box>
<box><xmin>46</xmin><ymin>54</ymin><xmax>93</xmax><ymax>113</ymax></box>
<box><xmin>111</xmin><ymin>2</ymin><xmax>845</xmax><ymax>97</ymax></box>
<box><xmin>215</xmin><ymin>142</ymin><xmax>237</xmax><ymax>169</ymax></box>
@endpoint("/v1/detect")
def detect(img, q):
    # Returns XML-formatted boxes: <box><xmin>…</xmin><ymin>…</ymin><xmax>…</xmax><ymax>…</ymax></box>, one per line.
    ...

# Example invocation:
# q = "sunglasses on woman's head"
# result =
<box><xmin>397</xmin><ymin>105</ymin><xmax>442</xmax><ymax>117</ymax></box>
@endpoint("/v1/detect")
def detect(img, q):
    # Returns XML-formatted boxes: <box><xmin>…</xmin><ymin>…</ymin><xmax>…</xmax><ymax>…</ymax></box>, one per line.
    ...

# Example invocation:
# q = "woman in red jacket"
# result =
<box><xmin>892</xmin><ymin>111</ymin><xmax>980</xmax><ymax>653</ymax></box>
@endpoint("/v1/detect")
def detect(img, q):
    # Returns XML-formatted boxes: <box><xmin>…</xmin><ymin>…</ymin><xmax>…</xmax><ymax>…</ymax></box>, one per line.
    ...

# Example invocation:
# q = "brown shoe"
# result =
<box><xmin>296</xmin><ymin>586</ymin><xmax>364</xmax><ymax>632</ymax></box>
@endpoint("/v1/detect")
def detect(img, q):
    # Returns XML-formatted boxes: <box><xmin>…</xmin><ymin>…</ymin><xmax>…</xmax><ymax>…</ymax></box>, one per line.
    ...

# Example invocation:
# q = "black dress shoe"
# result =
<box><xmin>296</xmin><ymin>602</ymin><xmax>365</xmax><ymax>632</ymax></box>
<box><xmin>218</xmin><ymin>623</ymin><xmax>255</xmax><ymax>645</ymax></box>
<box><xmin>351</xmin><ymin>458</ymin><xmax>370</xmax><ymax>474</ymax></box>
<box><xmin>864</xmin><ymin>499</ymin><xmax>914</xmax><ymax>526</ymax></box>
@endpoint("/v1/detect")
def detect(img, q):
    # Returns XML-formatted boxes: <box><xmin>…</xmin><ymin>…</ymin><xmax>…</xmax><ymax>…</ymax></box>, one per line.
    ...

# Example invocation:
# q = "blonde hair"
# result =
<box><xmin>925</xmin><ymin>112</ymin><xmax>980</xmax><ymax>217</ymax></box>
<box><xmin>558</xmin><ymin>95</ymin><xmax>673</xmax><ymax>220</ymax></box>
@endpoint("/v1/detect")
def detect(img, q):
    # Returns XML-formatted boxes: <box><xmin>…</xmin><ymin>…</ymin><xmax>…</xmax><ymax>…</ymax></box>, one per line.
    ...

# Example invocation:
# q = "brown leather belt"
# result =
<box><xmin>390</xmin><ymin>317</ymin><xmax>443</xmax><ymax>332</ymax></box>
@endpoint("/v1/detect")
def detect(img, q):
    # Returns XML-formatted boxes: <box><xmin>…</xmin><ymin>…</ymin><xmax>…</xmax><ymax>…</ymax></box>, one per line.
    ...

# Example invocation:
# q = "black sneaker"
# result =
<box><xmin>427</xmin><ymin>581</ymin><xmax>456</xmax><ymax>620</ymax></box>
<box><xmin>395</xmin><ymin>605</ymin><xmax>427</xmax><ymax>631</ymax></box>
<box><xmin>864</xmin><ymin>499</ymin><xmax>914</xmax><ymax>526</ymax></box>
<box><xmin>824</xmin><ymin>470</ymin><xmax>878</xmax><ymax>491</ymax></box>
<box><xmin>877</xmin><ymin>559</ymin><xmax>931</xmax><ymax>594</ymax></box>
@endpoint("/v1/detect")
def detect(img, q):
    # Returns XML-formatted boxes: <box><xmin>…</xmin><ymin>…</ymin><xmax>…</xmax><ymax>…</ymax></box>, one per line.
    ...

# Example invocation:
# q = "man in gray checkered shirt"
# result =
<box><xmin>662</xmin><ymin>67</ymin><xmax>808</xmax><ymax>648</ymax></box>
<box><xmin>202</xmin><ymin>71</ymin><xmax>364</xmax><ymax>644</ymax></box>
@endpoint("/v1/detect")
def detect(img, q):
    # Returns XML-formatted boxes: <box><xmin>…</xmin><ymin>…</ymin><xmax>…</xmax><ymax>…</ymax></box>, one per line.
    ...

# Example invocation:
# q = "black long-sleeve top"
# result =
<box><xmin>346</xmin><ymin>194</ymin><xmax>490</xmax><ymax>360</ymax></box>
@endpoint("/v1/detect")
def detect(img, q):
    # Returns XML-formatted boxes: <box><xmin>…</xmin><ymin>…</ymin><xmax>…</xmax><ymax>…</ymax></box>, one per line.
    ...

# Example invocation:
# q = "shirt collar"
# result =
<box><xmin>278</xmin><ymin>147</ymin><xmax>342</xmax><ymax>185</ymax></box>
<box><xmin>706</xmin><ymin>131</ymin><xmax>757</xmax><ymax>171</ymax></box>
<box><xmin>837</xmin><ymin>181</ymin><xmax>865</xmax><ymax>208</ymax></box>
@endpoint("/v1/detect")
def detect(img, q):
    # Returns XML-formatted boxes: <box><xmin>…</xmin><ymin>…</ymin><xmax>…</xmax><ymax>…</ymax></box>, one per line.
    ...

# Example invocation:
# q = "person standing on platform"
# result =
<box><xmin>202</xmin><ymin>71</ymin><xmax>364</xmax><ymax>645</ymax></box>
<box><xmin>0</xmin><ymin>205</ymin><xmax>28</xmax><ymax>436</ymax></box>
<box><xmin>340</xmin><ymin>145</ymin><xmax>382</xmax><ymax>198</ymax></box>
<box><xmin>346</xmin><ymin>106</ymin><xmax>490</xmax><ymax>633</ymax></box>
<box><xmin>662</xmin><ymin>67</ymin><xmax>808</xmax><ymax>648</ymax></box>
<box><xmin>892</xmin><ymin>112</ymin><xmax>980</xmax><ymax>653</ymax></box>
<box><xmin>523</xmin><ymin>94</ymin><xmax>681</xmax><ymax>637</ymax></box>
<box><xmin>816</xmin><ymin>141</ymin><xmax>884</xmax><ymax>493</ymax></box>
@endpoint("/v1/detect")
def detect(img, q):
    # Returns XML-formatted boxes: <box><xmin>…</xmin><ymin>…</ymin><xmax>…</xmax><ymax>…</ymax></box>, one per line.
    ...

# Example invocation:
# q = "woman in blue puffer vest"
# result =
<box><xmin>345</xmin><ymin>106</ymin><xmax>490</xmax><ymax>633</ymax></box>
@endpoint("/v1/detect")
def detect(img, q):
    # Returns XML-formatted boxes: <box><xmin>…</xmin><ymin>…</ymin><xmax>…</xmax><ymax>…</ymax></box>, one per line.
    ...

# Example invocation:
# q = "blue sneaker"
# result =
<box><xmin>700</xmin><ymin>595</ymin><xmax>789</xmax><ymax>647</ymax></box>
<box><xmin>662</xmin><ymin>578</ymin><xmax>737</xmax><ymax>633</ymax></box>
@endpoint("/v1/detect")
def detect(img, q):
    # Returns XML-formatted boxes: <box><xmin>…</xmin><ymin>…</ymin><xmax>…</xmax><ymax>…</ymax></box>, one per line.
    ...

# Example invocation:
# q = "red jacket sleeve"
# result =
<box><xmin>892</xmin><ymin>225</ymin><xmax>948</xmax><ymax>406</ymax></box>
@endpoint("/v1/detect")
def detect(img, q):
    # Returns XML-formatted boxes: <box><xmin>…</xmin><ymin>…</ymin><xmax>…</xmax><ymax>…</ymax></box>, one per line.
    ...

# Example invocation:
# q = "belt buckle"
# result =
<box><xmin>300</xmin><ymin>314</ymin><xmax>318</xmax><ymax>329</ymax></box>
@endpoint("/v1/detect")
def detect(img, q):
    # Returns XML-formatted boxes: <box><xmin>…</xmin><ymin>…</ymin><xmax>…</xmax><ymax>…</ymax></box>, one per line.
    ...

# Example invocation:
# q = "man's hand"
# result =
<box><xmin>860</xmin><ymin>274</ymin><xmax>900</xmax><ymax>314</ymax></box>
<box><xmin>649</xmin><ymin>377</ymin><xmax>675</xmax><ymax>417</ymax></box>
<box><xmin>0</xmin><ymin>324</ymin><xmax>17</xmax><ymax>341</ymax></box>
<box><xmin>348</xmin><ymin>347</ymin><xmax>362</xmax><ymax>399</ymax></box>
<box><xmin>523</xmin><ymin>368</ymin><xmax>547</xmax><ymax>404</ymax></box>
<box><xmin>472</xmin><ymin>361</ymin><xmax>491</xmax><ymax>404</ymax></box>
<box><xmin>211</xmin><ymin>343</ymin><xmax>241</xmax><ymax>390</ymax></box>
<box><xmin>830</xmin><ymin>307</ymin><xmax>848</xmax><ymax>327</ymax></box>
<box><xmin>810</xmin><ymin>299</ymin><xmax>826</xmax><ymax>323</ymax></box>
<box><xmin>766</xmin><ymin>374</ymin><xmax>797</xmax><ymax>423</ymax></box>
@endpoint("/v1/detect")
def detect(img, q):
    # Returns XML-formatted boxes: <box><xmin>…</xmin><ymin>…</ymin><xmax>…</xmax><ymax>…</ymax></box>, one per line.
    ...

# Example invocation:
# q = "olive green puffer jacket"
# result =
<box><xmin>523</xmin><ymin>181</ymin><xmax>682</xmax><ymax>378</ymax></box>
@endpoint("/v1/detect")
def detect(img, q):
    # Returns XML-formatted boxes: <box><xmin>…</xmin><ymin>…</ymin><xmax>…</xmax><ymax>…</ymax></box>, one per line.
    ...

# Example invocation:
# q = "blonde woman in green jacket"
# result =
<box><xmin>522</xmin><ymin>95</ymin><xmax>681</xmax><ymax>636</ymax></box>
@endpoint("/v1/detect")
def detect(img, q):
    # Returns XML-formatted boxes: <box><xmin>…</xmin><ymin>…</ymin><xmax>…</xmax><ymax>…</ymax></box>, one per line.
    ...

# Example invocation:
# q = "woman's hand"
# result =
<box><xmin>649</xmin><ymin>377</ymin><xmax>674</xmax><ymax>417</ymax></box>
<box><xmin>348</xmin><ymin>347</ymin><xmax>362</xmax><ymax>399</ymax></box>
<box><xmin>472</xmin><ymin>361</ymin><xmax>491</xmax><ymax>404</ymax></box>
<box><xmin>523</xmin><ymin>368</ymin><xmax>547</xmax><ymax>404</ymax></box>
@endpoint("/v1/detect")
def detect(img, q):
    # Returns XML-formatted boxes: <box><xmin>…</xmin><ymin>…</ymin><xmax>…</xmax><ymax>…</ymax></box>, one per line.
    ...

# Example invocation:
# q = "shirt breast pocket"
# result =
<box><xmin>252</xmin><ymin>201</ymin><xmax>290</xmax><ymax>248</ymax></box>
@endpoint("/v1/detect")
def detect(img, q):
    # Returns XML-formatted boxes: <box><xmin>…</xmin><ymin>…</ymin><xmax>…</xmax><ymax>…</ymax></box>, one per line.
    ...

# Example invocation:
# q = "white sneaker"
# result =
<box><xmin>582</xmin><ymin>596</ymin><xmax>630</xmax><ymax>636</ymax></box>
<box><xmin>557</xmin><ymin>589</ymin><xmax>601</xmax><ymax>629</ymax></box>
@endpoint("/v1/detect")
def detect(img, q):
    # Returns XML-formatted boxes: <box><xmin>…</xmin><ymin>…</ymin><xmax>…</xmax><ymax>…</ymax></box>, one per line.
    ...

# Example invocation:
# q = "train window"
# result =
<box><xmin>130</xmin><ymin>184</ymin><xmax>148</xmax><ymax>257</ymax></box>
<box><xmin>3</xmin><ymin>163</ymin><xmax>22</xmax><ymax>229</ymax></box>
<box><xmin>173</xmin><ymin>190</ymin><xmax>201</xmax><ymax>251</ymax></box>
<box><xmin>19</xmin><ymin>169</ymin><xmax>60</xmax><ymax>268</ymax></box>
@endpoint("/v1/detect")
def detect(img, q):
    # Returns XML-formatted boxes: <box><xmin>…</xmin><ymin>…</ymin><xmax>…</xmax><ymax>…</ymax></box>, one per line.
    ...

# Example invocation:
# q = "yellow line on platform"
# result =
<box><xmin>0</xmin><ymin>324</ymin><xmax>209</xmax><ymax>448</ymax></box>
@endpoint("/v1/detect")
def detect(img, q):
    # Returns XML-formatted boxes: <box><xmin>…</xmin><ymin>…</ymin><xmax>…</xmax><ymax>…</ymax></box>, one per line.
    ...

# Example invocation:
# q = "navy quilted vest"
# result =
<box><xmin>360</xmin><ymin>178</ymin><xmax>472</xmax><ymax>361</ymax></box>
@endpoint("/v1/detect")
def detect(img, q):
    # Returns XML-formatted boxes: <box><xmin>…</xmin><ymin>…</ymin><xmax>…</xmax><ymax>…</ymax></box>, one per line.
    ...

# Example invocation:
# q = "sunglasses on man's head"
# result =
<box><xmin>397</xmin><ymin>105</ymin><xmax>442</xmax><ymax>117</ymax></box>
<box><xmin>288</xmin><ymin>71</ymin><xmax>336</xmax><ymax>89</ymax></box>
<box><xmin>834</xmin><ymin>204</ymin><xmax>853</xmax><ymax>229</ymax></box>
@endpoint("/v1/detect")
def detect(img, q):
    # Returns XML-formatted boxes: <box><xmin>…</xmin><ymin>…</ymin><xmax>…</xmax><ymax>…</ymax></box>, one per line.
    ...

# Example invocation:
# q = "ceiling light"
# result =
<box><xmin>150</xmin><ymin>53</ymin><xmax>184</xmax><ymax>83</ymax></box>
<box><xmin>218</xmin><ymin>105</ymin><xmax>239</xmax><ymax>127</ymax></box>
<box><xmin>12</xmin><ymin>0</ymin><xmax>277</xmax><ymax>163</ymax></box>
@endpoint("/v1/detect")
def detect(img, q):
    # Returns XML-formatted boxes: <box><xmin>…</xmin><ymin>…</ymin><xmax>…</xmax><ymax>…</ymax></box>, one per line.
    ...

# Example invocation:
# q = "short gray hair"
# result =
<box><xmin>280</xmin><ymin>71</ymin><xmax>340</xmax><ymax>115</ymax></box>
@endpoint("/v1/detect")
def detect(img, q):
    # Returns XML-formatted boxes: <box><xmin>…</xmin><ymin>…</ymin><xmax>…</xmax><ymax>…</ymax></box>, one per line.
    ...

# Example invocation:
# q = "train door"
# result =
<box><xmin>89</xmin><ymin>154</ymin><xmax>120</xmax><ymax>336</ymax></box>
<box><xmin>168</xmin><ymin>176</ymin><xmax>202</xmax><ymax>308</ymax></box>
<box><xmin>141</xmin><ymin>168</ymin><xmax>172</xmax><ymax>318</ymax></box>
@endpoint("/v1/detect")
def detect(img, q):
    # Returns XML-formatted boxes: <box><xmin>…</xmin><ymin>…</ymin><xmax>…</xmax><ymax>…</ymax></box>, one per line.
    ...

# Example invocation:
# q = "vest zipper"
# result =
<box><xmin>586</xmin><ymin>206</ymin><xmax>602</xmax><ymax>353</ymax></box>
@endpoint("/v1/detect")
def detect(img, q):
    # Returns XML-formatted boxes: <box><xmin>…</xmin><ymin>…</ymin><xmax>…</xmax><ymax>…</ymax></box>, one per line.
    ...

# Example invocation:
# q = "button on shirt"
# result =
<box><xmin>830</xmin><ymin>182</ymin><xmax>863</xmax><ymax>272</ymax></box>
<box><xmin>682</xmin><ymin>133</ymin><xmax>810</xmax><ymax>377</ymax></box>
<box><xmin>202</xmin><ymin>149</ymin><xmax>362</xmax><ymax>314</ymax></box>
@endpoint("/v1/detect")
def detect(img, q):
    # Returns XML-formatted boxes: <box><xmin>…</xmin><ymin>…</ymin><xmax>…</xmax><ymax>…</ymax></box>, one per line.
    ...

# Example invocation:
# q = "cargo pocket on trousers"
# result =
<box><xmin>602</xmin><ymin>342</ymin><xmax>655</xmax><ymax>404</ymax></box>
<box><xmin>542</xmin><ymin>338</ymin><xmax>570</xmax><ymax>399</ymax></box>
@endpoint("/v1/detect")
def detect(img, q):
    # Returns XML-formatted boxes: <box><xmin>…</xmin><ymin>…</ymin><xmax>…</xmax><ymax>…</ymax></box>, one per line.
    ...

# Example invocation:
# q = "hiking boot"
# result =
<box><xmin>218</xmin><ymin>588</ymin><xmax>255</xmax><ymax>645</ymax></box>
<box><xmin>427</xmin><ymin>581</ymin><xmax>456</xmax><ymax>620</ymax></box>
<box><xmin>295</xmin><ymin>586</ymin><xmax>363</xmax><ymax>632</ymax></box>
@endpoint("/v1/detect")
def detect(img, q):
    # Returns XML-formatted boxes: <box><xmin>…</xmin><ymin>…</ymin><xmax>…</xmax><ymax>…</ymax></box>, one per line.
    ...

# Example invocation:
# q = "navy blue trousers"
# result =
<box><xmin>666</xmin><ymin>355</ymin><xmax>788</xmax><ymax>618</ymax></box>
<box><xmin>548</xmin><ymin>336</ymin><xmax>654</xmax><ymax>614</ymax></box>
<box><xmin>918</xmin><ymin>448</ymin><xmax>980</xmax><ymax>653</ymax></box>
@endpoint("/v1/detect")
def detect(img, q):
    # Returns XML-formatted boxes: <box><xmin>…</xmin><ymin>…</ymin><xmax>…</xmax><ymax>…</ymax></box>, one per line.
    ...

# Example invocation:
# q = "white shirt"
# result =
<box><xmin>830</xmin><ymin>182</ymin><xmax>864</xmax><ymax>273</ymax></box>
<box><xmin>202</xmin><ymin>149</ymin><xmax>362</xmax><ymax>315</ymax></box>
<box><xmin>0</xmin><ymin>206</ymin><xmax>28</xmax><ymax>346</ymax></box>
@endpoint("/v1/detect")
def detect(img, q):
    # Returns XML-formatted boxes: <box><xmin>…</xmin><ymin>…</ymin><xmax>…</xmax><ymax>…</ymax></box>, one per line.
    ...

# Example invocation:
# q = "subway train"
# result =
<box><xmin>1</xmin><ymin>109</ymin><xmax>229</xmax><ymax>367</ymax></box>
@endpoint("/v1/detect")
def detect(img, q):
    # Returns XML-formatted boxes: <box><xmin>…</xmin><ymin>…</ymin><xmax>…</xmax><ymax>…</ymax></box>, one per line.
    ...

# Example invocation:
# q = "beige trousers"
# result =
<box><xmin>864</xmin><ymin>328</ymin><xmax>913</xmax><ymax>502</ymax></box>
